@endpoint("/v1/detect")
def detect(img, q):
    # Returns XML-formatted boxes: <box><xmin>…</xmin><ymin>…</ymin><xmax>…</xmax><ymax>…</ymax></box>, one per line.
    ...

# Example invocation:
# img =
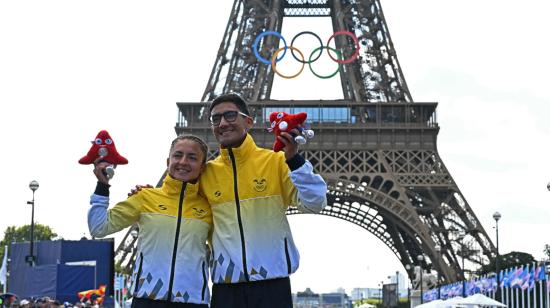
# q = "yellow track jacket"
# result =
<box><xmin>88</xmin><ymin>175</ymin><xmax>212</xmax><ymax>304</ymax></box>
<box><xmin>199</xmin><ymin>134</ymin><xmax>327</xmax><ymax>284</ymax></box>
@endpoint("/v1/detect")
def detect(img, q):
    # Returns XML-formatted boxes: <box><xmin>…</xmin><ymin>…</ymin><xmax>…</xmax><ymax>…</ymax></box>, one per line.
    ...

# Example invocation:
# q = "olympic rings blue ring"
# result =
<box><xmin>290</xmin><ymin>31</ymin><xmax>324</xmax><ymax>64</ymax></box>
<box><xmin>253</xmin><ymin>31</ymin><xmax>288</xmax><ymax>65</ymax></box>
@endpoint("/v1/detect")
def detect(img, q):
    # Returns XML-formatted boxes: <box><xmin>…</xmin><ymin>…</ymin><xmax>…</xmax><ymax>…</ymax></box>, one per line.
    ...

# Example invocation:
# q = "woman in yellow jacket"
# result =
<box><xmin>87</xmin><ymin>135</ymin><xmax>212</xmax><ymax>308</ymax></box>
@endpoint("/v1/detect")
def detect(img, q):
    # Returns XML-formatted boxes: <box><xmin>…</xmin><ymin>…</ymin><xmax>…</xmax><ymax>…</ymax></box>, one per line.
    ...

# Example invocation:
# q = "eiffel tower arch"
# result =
<box><xmin>116</xmin><ymin>0</ymin><xmax>497</xmax><ymax>284</ymax></box>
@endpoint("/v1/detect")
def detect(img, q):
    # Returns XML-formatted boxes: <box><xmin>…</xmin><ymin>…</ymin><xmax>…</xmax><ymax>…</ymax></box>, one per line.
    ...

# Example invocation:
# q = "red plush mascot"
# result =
<box><xmin>79</xmin><ymin>130</ymin><xmax>128</xmax><ymax>178</ymax></box>
<box><xmin>268</xmin><ymin>111</ymin><xmax>314</xmax><ymax>152</ymax></box>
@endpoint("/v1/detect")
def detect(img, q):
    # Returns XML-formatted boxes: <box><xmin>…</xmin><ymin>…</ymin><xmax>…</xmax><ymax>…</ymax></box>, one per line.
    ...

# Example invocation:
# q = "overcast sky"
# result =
<box><xmin>1</xmin><ymin>0</ymin><xmax>549</xmax><ymax>294</ymax></box>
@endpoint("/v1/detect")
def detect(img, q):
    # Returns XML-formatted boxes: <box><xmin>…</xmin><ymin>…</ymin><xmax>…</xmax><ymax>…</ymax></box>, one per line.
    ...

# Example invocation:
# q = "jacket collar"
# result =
<box><xmin>220</xmin><ymin>133</ymin><xmax>257</xmax><ymax>164</ymax></box>
<box><xmin>161</xmin><ymin>173</ymin><xmax>198</xmax><ymax>195</ymax></box>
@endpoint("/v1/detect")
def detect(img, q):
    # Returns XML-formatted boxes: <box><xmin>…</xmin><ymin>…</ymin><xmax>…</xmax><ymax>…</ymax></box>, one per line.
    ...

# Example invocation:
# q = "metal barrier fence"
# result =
<box><xmin>113</xmin><ymin>273</ymin><xmax>130</xmax><ymax>308</ymax></box>
<box><xmin>423</xmin><ymin>262</ymin><xmax>549</xmax><ymax>307</ymax></box>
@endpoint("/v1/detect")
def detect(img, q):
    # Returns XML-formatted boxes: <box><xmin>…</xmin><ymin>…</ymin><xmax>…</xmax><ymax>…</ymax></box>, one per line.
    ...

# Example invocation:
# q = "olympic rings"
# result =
<box><xmin>253</xmin><ymin>30</ymin><xmax>360</xmax><ymax>78</ymax></box>
<box><xmin>308</xmin><ymin>46</ymin><xmax>342</xmax><ymax>79</ymax></box>
<box><xmin>253</xmin><ymin>31</ymin><xmax>287</xmax><ymax>65</ymax></box>
<box><xmin>271</xmin><ymin>46</ymin><xmax>305</xmax><ymax>79</ymax></box>
<box><xmin>326</xmin><ymin>30</ymin><xmax>360</xmax><ymax>64</ymax></box>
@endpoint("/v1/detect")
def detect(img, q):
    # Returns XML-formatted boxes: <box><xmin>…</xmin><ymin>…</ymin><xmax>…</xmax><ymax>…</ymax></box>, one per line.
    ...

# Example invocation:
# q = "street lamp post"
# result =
<box><xmin>493</xmin><ymin>211</ymin><xmax>502</xmax><ymax>301</ymax></box>
<box><xmin>417</xmin><ymin>255</ymin><xmax>424</xmax><ymax>304</ymax></box>
<box><xmin>405</xmin><ymin>264</ymin><xmax>412</xmax><ymax>304</ymax></box>
<box><xmin>458</xmin><ymin>234</ymin><xmax>467</xmax><ymax>297</ymax></box>
<box><xmin>27</xmin><ymin>180</ymin><xmax>39</xmax><ymax>266</ymax></box>
<box><xmin>435</xmin><ymin>245</ymin><xmax>441</xmax><ymax>299</ymax></box>
<box><xmin>380</xmin><ymin>280</ymin><xmax>384</xmax><ymax>306</ymax></box>
<box><xmin>396</xmin><ymin>270</ymin><xmax>400</xmax><ymax>304</ymax></box>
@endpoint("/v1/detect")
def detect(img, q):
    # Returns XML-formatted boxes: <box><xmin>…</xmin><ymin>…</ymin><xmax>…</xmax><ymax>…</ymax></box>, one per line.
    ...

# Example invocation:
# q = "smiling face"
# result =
<box><xmin>167</xmin><ymin>139</ymin><xmax>205</xmax><ymax>183</ymax></box>
<box><xmin>210</xmin><ymin>101</ymin><xmax>253</xmax><ymax>148</ymax></box>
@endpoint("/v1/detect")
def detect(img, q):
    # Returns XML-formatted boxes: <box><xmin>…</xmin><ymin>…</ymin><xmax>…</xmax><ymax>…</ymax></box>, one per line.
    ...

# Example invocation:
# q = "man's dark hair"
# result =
<box><xmin>209</xmin><ymin>93</ymin><xmax>250</xmax><ymax>116</ymax></box>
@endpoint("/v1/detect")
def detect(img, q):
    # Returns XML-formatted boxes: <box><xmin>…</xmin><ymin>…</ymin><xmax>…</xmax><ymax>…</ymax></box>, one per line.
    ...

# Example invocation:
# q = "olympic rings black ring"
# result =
<box><xmin>290</xmin><ymin>31</ymin><xmax>324</xmax><ymax>64</ymax></box>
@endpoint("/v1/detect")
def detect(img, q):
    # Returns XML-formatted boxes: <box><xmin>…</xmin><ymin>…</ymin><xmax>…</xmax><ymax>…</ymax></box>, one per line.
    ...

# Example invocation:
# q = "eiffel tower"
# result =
<box><xmin>116</xmin><ymin>0</ymin><xmax>497</xmax><ymax>284</ymax></box>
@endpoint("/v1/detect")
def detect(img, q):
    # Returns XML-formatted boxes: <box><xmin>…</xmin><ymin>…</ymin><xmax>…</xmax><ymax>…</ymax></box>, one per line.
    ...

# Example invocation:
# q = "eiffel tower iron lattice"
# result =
<box><xmin>115</xmin><ymin>0</ymin><xmax>497</xmax><ymax>285</ymax></box>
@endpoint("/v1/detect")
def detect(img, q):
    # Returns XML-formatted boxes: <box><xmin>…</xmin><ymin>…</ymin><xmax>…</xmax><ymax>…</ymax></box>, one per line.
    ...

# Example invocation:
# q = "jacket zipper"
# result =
<box><xmin>167</xmin><ymin>182</ymin><xmax>186</xmax><ymax>301</ymax></box>
<box><xmin>133</xmin><ymin>252</ymin><xmax>144</xmax><ymax>295</ymax></box>
<box><xmin>228</xmin><ymin>148</ymin><xmax>249</xmax><ymax>282</ymax></box>
<box><xmin>284</xmin><ymin>238</ymin><xmax>292</xmax><ymax>274</ymax></box>
<box><xmin>201</xmin><ymin>261</ymin><xmax>207</xmax><ymax>301</ymax></box>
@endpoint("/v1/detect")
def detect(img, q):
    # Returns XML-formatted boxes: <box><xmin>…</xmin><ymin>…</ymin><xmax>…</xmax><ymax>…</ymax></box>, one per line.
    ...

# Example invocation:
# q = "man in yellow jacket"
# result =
<box><xmin>201</xmin><ymin>93</ymin><xmax>327</xmax><ymax>308</ymax></box>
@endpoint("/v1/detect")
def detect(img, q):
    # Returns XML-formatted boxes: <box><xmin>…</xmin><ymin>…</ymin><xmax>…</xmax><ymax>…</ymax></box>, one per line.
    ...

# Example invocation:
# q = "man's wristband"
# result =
<box><xmin>286</xmin><ymin>153</ymin><xmax>306</xmax><ymax>171</ymax></box>
<box><xmin>94</xmin><ymin>181</ymin><xmax>110</xmax><ymax>197</ymax></box>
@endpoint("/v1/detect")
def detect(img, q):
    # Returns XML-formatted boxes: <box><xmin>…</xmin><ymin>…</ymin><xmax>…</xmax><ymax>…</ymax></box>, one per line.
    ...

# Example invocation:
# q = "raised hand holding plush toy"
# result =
<box><xmin>268</xmin><ymin>111</ymin><xmax>315</xmax><ymax>152</ymax></box>
<box><xmin>78</xmin><ymin>130</ymin><xmax>128</xmax><ymax>179</ymax></box>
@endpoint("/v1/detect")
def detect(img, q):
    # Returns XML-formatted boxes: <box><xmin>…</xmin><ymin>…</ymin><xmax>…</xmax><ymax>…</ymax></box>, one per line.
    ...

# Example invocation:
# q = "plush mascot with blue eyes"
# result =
<box><xmin>79</xmin><ymin>130</ymin><xmax>128</xmax><ymax>178</ymax></box>
<box><xmin>268</xmin><ymin>112</ymin><xmax>315</xmax><ymax>152</ymax></box>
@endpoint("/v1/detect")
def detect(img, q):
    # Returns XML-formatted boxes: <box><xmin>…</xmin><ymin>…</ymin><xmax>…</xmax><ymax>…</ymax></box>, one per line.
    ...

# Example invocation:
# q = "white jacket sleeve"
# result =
<box><xmin>88</xmin><ymin>194</ymin><xmax>112</xmax><ymax>238</ymax></box>
<box><xmin>289</xmin><ymin>160</ymin><xmax>328</xmax><ymax>213</ymax></box>
<box><xmin>88</xmin><ymin>193</ymin><xmax>140</xmax><ymax>238</ymax></box>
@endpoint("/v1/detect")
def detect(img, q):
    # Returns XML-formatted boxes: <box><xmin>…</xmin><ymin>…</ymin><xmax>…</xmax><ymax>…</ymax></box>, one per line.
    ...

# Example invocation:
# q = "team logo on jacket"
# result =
<box><xmin>192</xmin><ymin>207</ymin><xmax>208</xmax><ymax>218</ymax></box>
<box><xmin>253</xmin><ymin>178</ymin><xmax>267</xmax><ymax>192</ymax></box>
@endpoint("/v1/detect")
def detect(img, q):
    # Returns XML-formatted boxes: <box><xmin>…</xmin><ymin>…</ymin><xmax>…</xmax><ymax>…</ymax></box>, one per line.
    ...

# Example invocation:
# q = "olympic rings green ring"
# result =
<box><xmin>308</xmin><ymin>46</ymin><xmax>342</xmax><ymax>79</ymax></box>
<box><xmin>271</xmin><ymin>46</ymin><xmax>305</xmax><ymax>79</ymax></box>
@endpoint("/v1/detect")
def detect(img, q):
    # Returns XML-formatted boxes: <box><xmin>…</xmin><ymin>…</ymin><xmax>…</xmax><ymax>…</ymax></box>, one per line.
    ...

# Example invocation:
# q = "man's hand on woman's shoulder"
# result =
<box><xmin>128</xmin><ymin>184</ymin><xmax>153</xmax><ymax>197</ymax></box>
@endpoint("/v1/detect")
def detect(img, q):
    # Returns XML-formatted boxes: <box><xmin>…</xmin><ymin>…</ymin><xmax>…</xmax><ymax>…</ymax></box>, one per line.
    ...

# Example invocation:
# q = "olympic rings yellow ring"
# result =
<box><xmin>271</xmin><ymin>46</ymin><xmax>305</xmax><ymax>79</ymax></box>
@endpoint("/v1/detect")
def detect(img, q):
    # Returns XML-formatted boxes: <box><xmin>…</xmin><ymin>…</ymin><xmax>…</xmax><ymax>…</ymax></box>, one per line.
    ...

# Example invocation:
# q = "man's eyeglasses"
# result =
<box><xmin>210</xmin><ymin>110</ymin><xmax>249</xmax><ymax>126</ymax></box>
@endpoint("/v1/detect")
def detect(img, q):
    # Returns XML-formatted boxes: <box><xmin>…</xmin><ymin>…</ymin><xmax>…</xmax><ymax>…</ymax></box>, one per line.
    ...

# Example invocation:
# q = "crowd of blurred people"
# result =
<box><xmin>1</xmin><ymin>294</ymin><xmax>114</xmax><ymax>308</ymax></box>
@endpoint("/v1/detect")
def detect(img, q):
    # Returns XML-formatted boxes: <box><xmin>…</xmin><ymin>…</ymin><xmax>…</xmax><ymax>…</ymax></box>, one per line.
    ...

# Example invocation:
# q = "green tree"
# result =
<box><xmin>0</xmin><ymin>223</ymin><xmax>58</xmax><ymax>262</ymax></box>
<box><xmin>544</xmin><ymin>244</ymin><xmax>550</xmax><ymax>259</ymax></box>
<box><xmin>114</xmin><ymin>262</ymin><xmax>133</xmax><ymax>275</ymax></box>
<box><xmin>479</xmin><ymin>251</ymin><xmax>536</xmax><ymax>275</ymax></box>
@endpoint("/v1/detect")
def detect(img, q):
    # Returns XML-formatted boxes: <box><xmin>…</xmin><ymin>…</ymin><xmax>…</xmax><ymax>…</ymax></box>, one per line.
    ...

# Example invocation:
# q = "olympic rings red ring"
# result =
<box><xmin>271</xmin><ymin>46</ymin><xmax>305</xmax><ymax>79</ymax></box>
<box><xmin>308</xmin><ymin>46</ymin><xmax>342</xmax><ymax>79</ymax></box>
<box><xmin>290</xmin><ymin>31</ymin><xmax>324</xmax><ymax>64</ymax></box>
<box><xmin>325</xmin><ymin>30</ymin><xmax>360</xmax><ymax>64</ymax></box>
<box><xmin>253</xmin><ymin>31</ymin><xmax>288</xmax><ymax>65</ymax></box>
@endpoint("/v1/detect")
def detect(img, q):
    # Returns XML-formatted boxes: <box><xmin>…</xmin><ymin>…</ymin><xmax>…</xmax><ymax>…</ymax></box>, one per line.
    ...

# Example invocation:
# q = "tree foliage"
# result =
<box><xmin>0</xmin><ymin>224</ymin><xmax>58</xmax><ymax>261</ymax></box>
<box><xmin>479</xmin><ymin>251</ymin><xmax>536</xmax><ymax>275</ymax></box>
<box><xmin>114</xmin><ymin>262</ymin><xmax>133</xmax><ymax>275</ymax></box>
<box><xmin>544</xmin><ymin>244</ymin><xmax>550</xmax><ymax>259</ymax></box>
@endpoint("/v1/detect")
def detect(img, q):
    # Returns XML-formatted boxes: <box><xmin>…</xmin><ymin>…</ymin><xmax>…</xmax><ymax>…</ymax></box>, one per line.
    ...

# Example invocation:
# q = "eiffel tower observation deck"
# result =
<box><xmin>118</xmin><ymin>0</ymin><xmax>497</xmax><ymax>285</ymax></box>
